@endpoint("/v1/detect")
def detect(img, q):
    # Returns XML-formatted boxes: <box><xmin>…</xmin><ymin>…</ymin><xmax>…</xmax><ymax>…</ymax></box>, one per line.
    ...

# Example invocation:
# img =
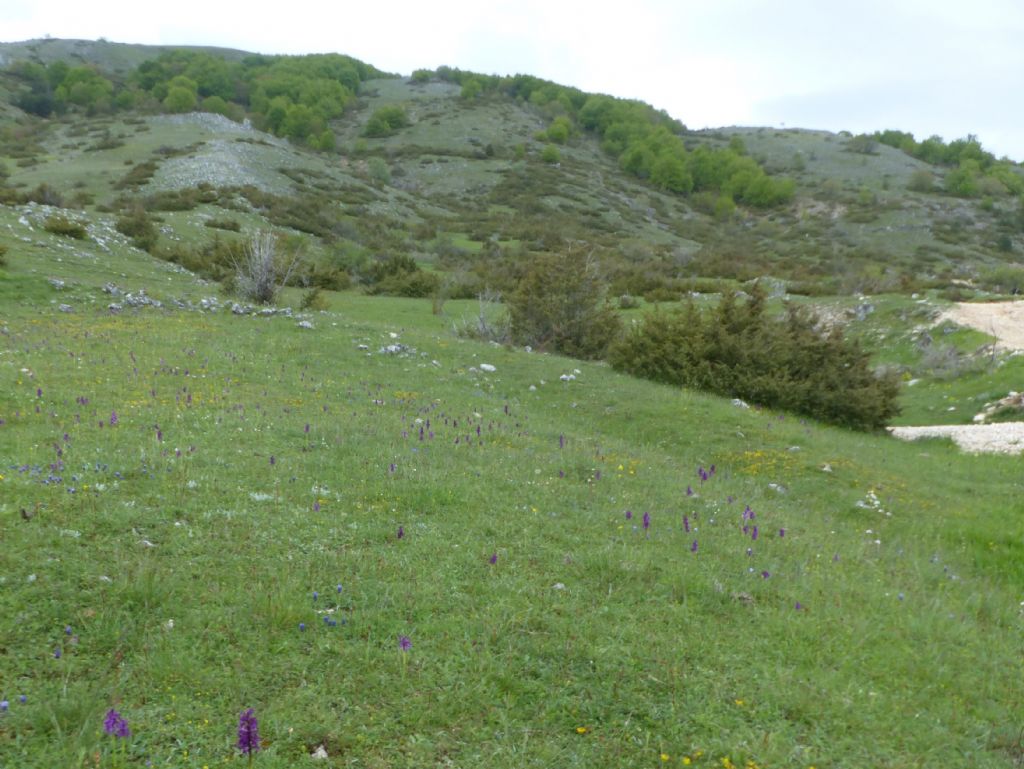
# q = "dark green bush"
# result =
<box><xmin>608</xmin><ymin>287</ymin><xmax>900</xmax><ymax>430</ymax></box>
<box><xmin>43</xmin><ymin>214</ymin><xmax>87</xmax><ymax>239</ymax></box>
<box><xmin>115</xmin><ymin>161</ymin><xmax>159</xmax><ymax>190</ymax></box>
<box><xmin>508</xmin><ymin>249</ymin><xmax>622</xmax><ymax>359</ymax></box>
<box><xmin>115</xmin><ymin>208</ymin><xmax>159</xmax><ymax>252</ymax></box>
<box><xmin>204</xmin><ymin>218</ymin><xmax>241</xmax><ymax>232</ymax></box>
<box><xmin>364</xmin><ymin>254</ymin><xmax>439</xmax><ymax>297</ymax></box>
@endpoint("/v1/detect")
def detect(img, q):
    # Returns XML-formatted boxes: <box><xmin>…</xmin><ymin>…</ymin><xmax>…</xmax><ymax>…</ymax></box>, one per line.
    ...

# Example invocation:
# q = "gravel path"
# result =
<box><xmin>891</xmin><ymin>300</ymin><xmax>1024</xmax><ymax>455</ymax></box>
<box><xmin>940</xmin><ymin>300</ymin><xmax>1024</xmax><ymax>351</ymax></box>
<box><xmin>889</xmin><ymin>423</ymin><xmax>1024</xmax><ymax>455</ymax></box>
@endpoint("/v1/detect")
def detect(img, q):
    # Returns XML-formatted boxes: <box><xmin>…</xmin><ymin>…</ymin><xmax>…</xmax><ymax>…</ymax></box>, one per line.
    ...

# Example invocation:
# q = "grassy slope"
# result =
<box><xmin>0</xmin><ymin>246</ymin><xmax>1023</xmax><ymax>767</ymax></box>
<box><xmin>0</xmin><ymin>49</ymin><xmax>1022</xmax><ymax>764</ymax></box>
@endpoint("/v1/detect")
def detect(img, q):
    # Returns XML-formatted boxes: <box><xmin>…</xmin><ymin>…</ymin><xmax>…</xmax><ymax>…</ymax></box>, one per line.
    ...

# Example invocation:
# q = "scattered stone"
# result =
<box><xmin>731</xmin><ymin>398</ymin><xmax>750</xmax><ymax>409</ymax></box>
<box><xmin>123</xmin><ymin>289</ymin><xmax>162</xmax><ymax>308</ymax></box>
<box><xmin>973</xmin><ymin>391</ymin><xmax>1024</xmax><ymax>423</ymax></box>
<box><xmin>849</xmin><ymin>302</ymin><xmax>875</xmax><ymax>321</ymax></box>
<box><xmin>559</xmin><ymin>373</ymin><xmax>576</xmax><ymax>381</ymax></box>
<box><xmin>297</xmin><ymin>320</ymin><xmax>314</xmax><ymax>329</ymax></box>
<box><xmin>107</xmin><ymin>303</ymin><xmax>123</xmax><ymax>313</ymax></box>
<box><xmin>48</xmin><ymin>278</ymin><xmax>65</xmax><ymax>290</ymax></box>
<box><xmin>767</xmin><ymin>482</ymin><xmax>788</xmax><ymax>494</ymax></box>
<box><xmin>103</xmin><ymin>282</ymin><xmax>122</xmax><ymax>296</ymax></box>
<box><xmin>58</xmin><ymin>304</ymin><xmax>73</xmax><ymax>313</ymax></box>
<box><xmin>311</xmin><ymin>745</ymin><xmax>329</xmax><ymax>760</ymax></box>
<box><xmin>479</xmin><ymin>363</ymin><xmax>496</xmax><ymax>372</ymax></box>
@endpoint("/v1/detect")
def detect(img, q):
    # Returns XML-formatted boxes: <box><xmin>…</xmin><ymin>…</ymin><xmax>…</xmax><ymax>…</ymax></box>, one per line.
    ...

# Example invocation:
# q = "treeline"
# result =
<box><xmin>430</xmin><ymin>69</ymin><xmax>794</xmax><ymax>208</ymax></box>
<box><xmin>9</xmin><ymin>51</ymin><xmax>390</xmax><ymax>149</ymax></box>
<box><xmin>869</xmin><ymin>130</ymin><xmax>1023</xmax><ymax>198</ymax></box>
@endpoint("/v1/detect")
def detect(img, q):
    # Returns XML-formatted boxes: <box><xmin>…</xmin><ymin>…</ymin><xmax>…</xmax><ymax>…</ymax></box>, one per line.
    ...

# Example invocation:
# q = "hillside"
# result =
<box><xmin>0</xmin><ymin>37</ymin><xmax>1022</xmax><ymax>302</ymax></box>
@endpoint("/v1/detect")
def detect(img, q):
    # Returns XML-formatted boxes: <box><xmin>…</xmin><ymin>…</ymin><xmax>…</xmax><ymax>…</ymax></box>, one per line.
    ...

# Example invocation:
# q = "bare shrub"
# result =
<box><xmin>454</xmin><ymin>289</ymin><xmax>510</xmax><ymax>344</ymax></box>
<box><xmin>231</xmin><ymin>231</ymin><xmax>301</xmax><ymax>304</ymax></box>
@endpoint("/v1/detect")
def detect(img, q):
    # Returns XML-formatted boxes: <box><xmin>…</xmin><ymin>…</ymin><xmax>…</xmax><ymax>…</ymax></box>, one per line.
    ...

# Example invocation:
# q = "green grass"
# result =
<box><xmin>0</xmin><ymin>47</ymin><xmax>1023</xmax><ymax>766</ymax></box>
<box><xmin>1</xmin><ymin>284</ymin><xmax>1022</xmax><ymax>768</ymax></box>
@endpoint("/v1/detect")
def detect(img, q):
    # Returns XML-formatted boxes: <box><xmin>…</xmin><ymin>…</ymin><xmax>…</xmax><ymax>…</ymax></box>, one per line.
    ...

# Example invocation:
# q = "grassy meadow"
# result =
<box><xmin>0</xmin><ymin>39</ymin><xmax>1023</xmax><ymax>767</ymax></box>
<box><xmin>1</xmin><ymin>282</ymin><xmax>1023</xmax><ymax>768</ymax></box>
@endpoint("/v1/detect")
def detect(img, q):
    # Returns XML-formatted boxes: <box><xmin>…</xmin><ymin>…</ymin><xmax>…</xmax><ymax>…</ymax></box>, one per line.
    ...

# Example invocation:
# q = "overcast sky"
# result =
<box><xmin>5</xmin><ymin>0</ymin><xmax>1023</xmax><ymax>160</ymax></box>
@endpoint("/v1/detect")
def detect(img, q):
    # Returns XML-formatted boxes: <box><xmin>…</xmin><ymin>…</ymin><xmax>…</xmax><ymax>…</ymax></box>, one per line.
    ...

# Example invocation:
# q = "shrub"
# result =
<box><xmin>363</xmin><ymin>254</ymin><xmax>439</xmax><ymax>297</ymax></box>
<box><xmin>300</xmin><ymin>287</ymin><xmax>331</xmax><ymax>311</ymax></box>
<box><xmin>43</xmin><ymin>214</ymin><xmax>87</xmax><ymax>239</ymax></box>
<box><xmin>508</xmin><ymin>249</ymin><xmax>622</xmax><ymax>359</ymax></box>
<box><xmin>204</xmin><ymin>218</ymin><xmax>241</xmax><ymax>232</ymax></box>
<box><xmin>363</xmin><ymin>106</ymin><xmax>411</xmax><ymax>138</ymax></box>
<box><xmin>608</xmin><ymin>287</ymin><xmax>900</xmax><ymax>430</ymax></box>
<box><xmin>232</xmin><ymin>231</ymin><xmax>301</xmax><ymax>304</ymax></box>
<box><xmin>540</xmin><ymin>144</ymin><xmax>561</xmax><ymax>164</ymax></box>
<box><xmin>115</xmin><ymin>208</ymin><xmax>158</xmax><ymax>252</ymax></box>
<box><xmin>454</xmin><ymin>289</ymin><xmax>511</xmax><ymax>344</ymax></box>
<box><xmin>24</xmin><ymin>183</ymin><xmax>64</xmax><ymax>207</ymax></box>
<box><xmin>115</xmin><ymin>161</ymin><xmax>159</xmax><ymax>190</ymax></box>
<box><xmin>907</xmin><ymin>169</ymin><xmax>935</xmax><ymax>193</ymax></box>
<box><xmin>0</xmin><ymin>243</ymin><xmax>7</xmax><ymax>267</ymax></box>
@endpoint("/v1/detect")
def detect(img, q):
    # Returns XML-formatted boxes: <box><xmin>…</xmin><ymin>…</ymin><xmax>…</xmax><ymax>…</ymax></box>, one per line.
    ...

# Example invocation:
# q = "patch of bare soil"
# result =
<box><xmin>940</xmin><ymin>301</ymin><xmax>1024</xmax><ymax>351</ymax></box>
<box><xmin>889</xmin><ymin>423</ymin><xmax>1024</xmax><ymax>455</ymax></box>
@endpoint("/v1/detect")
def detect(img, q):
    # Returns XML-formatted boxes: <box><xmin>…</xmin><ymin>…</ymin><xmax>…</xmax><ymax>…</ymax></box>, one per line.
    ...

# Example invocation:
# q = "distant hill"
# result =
<box><xmin>0</xmin><ymin>37</ymin><xmax>1022</xmax><ymax>301</ymax></box>
<box><xmin>0</xmin><ymin>37</ymin><xmax>252</xmax><ymax>74</ymax></box>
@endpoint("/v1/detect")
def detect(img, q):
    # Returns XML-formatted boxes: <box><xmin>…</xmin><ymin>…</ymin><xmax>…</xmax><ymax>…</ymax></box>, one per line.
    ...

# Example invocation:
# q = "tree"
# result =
<box><xmin>545</xmin><ymin>116</ymin><xmax>572</xmax><ymax>144</ymax></box>
<box><xmin>650</xmin><ymin>153</ymin><xmax>693</xmax><ymax>194</ymax></box>
<box><xmin>508</xmin><ymin>248</ymin><xmax>622</xmax><ymax>359</ymax></box>
<box><xmin>163</xmin><ymin>86</ymin><xmax>197</xmax><ymax>113</ymax></box>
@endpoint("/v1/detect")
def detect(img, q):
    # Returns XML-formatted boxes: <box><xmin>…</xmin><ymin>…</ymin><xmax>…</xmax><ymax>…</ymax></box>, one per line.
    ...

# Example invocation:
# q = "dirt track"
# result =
<box><xmin>888</xmin><ymin>423</ymin><xmax>1024</xmax><ymax>455</ymax></box>
<box><xmin>890</xmin><ymin>301</ymin><xmax>1024</xmax><ymax>455</ymax></box>
<box><xmin>940</xmin><ymin>301</ymin><xmax>1024</xmax><ymax>350</ymax></box>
